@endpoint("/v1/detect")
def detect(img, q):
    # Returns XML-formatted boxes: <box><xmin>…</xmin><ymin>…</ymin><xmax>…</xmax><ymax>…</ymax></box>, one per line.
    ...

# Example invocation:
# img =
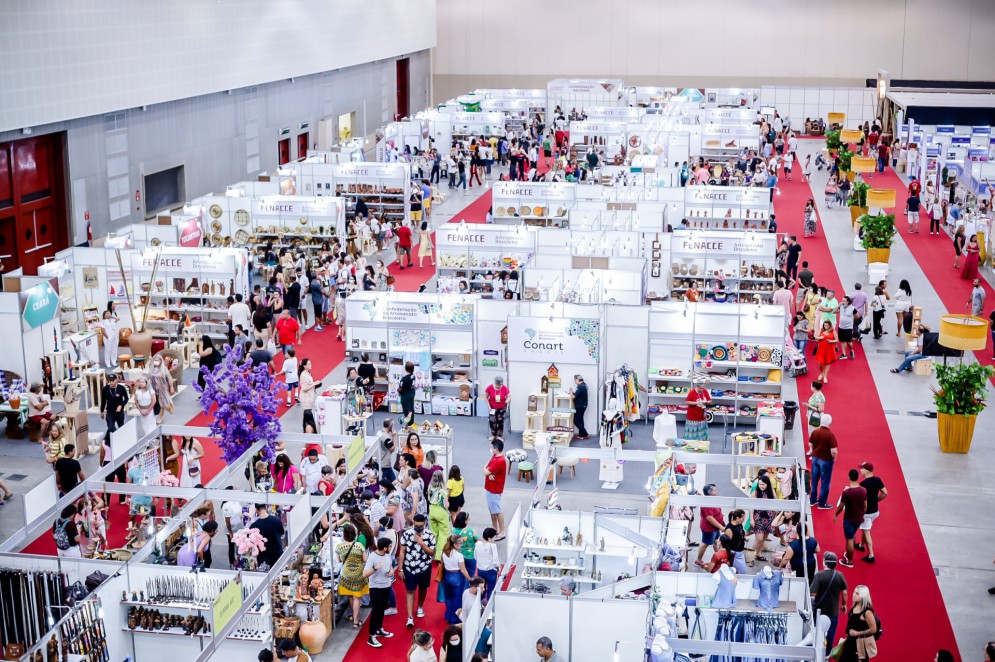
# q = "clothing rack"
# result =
<box><xmin>0</xmin><ymin>568</ymin><xmax>67</xmax><ymax>652</ymax></box>
<box><xmin>601</xmin><ymin>363</ymin><xmax>641</xmax><ymax>444</ymax></box>
<box><xmin>710</xmin><ymin>609</ymin><xmax>789</xmax><ymax>662</ymax></box>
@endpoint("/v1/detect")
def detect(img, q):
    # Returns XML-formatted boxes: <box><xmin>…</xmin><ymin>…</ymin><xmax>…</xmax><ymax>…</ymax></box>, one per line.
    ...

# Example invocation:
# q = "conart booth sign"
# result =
<box><xmin>508</xmin><ymin>317</ymin><xmax>600</xmax><ymax>364</ymax></box>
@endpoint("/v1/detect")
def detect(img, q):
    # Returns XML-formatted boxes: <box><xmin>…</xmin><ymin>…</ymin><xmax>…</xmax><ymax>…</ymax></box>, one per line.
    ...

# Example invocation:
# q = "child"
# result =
<box><xmin>283</xmin><ymin>348</ymin><xmax>299</xmax><ymax>406</ymax></box>
<box><xmin>792</xmin><ymin>312</ymin><xmax>810</xmax><ymax>353</ymax></box>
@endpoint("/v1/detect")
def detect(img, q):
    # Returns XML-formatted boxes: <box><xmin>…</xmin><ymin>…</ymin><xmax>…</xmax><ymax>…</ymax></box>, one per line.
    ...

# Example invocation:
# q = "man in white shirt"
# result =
<box><xmin>228</xmin><ymin>294</ymin><xmax>252</xmax><ymax>338</ymax></box>
<box><xmin>299</xmin><ymin>448</ymin><xmax>330</xmax><ymax>494</ymax></box>
<box><xmin>787</xmin><ymin>133</ymin><xmax>798</xmax><ymax>157</ymax></box>
<box><xmin>459</xmin><ymin>577</ymin><xmax>485</xmax><ymax>623</ymax></box>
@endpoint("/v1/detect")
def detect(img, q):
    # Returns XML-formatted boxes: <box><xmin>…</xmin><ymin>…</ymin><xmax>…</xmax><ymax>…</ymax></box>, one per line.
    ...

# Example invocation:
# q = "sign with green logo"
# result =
<box><xmin>19</xmin><ymin>279</ymin><xmax>60</xmax><ymax>332</ymax></box>
<box><xmin>212</xmin><ymin>579</ymin><xmax>243</xmax><ymax>633</ymax></box>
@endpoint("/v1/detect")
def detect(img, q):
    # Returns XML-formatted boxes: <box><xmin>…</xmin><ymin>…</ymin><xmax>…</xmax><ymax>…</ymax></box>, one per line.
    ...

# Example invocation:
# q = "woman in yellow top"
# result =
<box><xmin>446</xmin><ymin>465</ymin><xmax>465</xmax><ymax>523</ymax></box>
<box><xmin>803</xmin><ymin>285</ymin><xmax>821</xmax><ymax>334</ymax></box>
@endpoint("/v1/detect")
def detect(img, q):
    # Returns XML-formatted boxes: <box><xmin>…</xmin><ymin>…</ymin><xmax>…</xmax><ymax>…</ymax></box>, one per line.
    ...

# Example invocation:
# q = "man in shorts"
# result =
<box><xmin>856</xmin><ymin>462</ymin><xmax>886</xmax><ymax>563</ymax></box>
<box><xmin>833</xmin><ymin>469</ymin><xmax>867</xmax><ymax>568</ymax></box>
<box><xmin>398</xmin><ymin>513</ymin><xmax>436</xmax><ymax>628</ymax></box>
<box><xmin>483</xmin><ymin>440</ymin><xmax>507</xmax><ymax>540</ymax></box>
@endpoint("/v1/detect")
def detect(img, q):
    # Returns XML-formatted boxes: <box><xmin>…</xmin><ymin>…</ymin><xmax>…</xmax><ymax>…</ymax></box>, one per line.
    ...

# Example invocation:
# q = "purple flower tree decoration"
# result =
<box><xmin>193</xmin><ymin>344</ymin><xmax>286</xmax><ymax>464</ymax></box>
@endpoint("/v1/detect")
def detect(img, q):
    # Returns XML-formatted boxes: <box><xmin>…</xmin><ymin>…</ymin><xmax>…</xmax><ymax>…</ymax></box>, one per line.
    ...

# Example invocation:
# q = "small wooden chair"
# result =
<box><xmin>557</xmin><ymin>456</ymin><xmax>579</xmax><ymax>479</ymax></box>
<box><xmin>517</xmin><ymin>461</ymin><xmax>536</xmax><ymax>483</ymax></box>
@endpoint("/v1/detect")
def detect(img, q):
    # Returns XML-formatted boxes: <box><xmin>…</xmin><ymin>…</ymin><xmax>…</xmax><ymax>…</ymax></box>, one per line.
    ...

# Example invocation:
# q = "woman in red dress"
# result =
<box><xmin>960</xmin><ymin>234</ymin><xmax>981</xmax><ymax>280</ymax></box>
<box><xmin>814</xmin><ymin>320</ymin><xmax>839</xmax><ymax>384</ymax></box>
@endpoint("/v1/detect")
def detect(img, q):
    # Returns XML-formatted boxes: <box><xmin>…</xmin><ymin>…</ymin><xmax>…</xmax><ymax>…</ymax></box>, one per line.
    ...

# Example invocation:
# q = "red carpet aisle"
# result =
<box><xmin>23</xmin><ymin>499</ymin><xmax>132</xmax><ymax>555</ymax></box>
<box><xmin>451</xmin><ymin>189</ymin><xmax>492</xmax><ymax>224</ymax></box>
<box><xmin>774</xmin><ymin>161</ymin><xmax>959</xmax><ymax>656</ymax></box>
<box><xmin>864</xmin><ymin>166</ymin><xmax>995</xmax><ymax>382</ymax></box>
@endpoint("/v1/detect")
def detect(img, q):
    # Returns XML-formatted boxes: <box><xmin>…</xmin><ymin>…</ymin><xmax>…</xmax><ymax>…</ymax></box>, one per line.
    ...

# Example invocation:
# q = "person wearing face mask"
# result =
<box><xmin>149</xmin><ymin>355</ymin><xmax>175</xmax><ymax>423</ymax></box>
<box><xmin>439</xmin><ymin>624</ymin><xmax>463</xmax><ymax>662</ymax></box>
<box><xmin>398</xmin><ymin>513</ymin><xmax>436</xmax><ymax>628</ymax></box>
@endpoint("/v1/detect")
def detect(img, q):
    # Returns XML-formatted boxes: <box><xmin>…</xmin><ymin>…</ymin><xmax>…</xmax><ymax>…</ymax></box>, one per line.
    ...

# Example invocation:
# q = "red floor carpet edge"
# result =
<box><xmin>862</xmin><ymin>165</ymin><xmax>995</xmax><ymax>382</ymax></box>
<box><xmin>774</xmin><ymin>158</ymin><xmax>960</xmax><ymax>657</ymax></box>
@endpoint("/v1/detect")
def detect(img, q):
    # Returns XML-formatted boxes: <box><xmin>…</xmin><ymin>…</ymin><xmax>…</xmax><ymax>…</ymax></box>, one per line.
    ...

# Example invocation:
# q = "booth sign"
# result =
<box><xmin>20</xmin><ymin>280</ymin><xmax>60</xmax><ymax>332</ymax></box>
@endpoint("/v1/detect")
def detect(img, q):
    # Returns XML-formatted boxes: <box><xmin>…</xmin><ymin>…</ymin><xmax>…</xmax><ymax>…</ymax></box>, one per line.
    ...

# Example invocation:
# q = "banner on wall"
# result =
<box><xmin>436</xmin><ymin>225</ymin><xmax>535</xmax><ymax>250</ymax></box>
<box><xmin>672</xmin><ymin>230</ymin><xmax>776</xmax><ymax>257</ymax></box>
<box><xmin>19</xmin><ymin>278</ymin><xmax>60</xmax><ymax>332</ymax></box>
<box><xmin>133</xmin><ymin>249</ymin><xmax>232</xmax><ymax>273</ymax></box>
<box><xmin>701</xmin><ymin>123</ymin><xmax>760</xmax><ymax>144</ymax></box>
<box><xmin>348</xmin><ymin>298</ymin><xmax>475</xmax><ymax>326</ymax></box>
<box><xmin>492</xmin><ymin>181</ymin><xmax>576</xmax><ymax>201</ymax></box>
<box><xmin>508</xmin><ymin>316</ymin><xmax>601</xmax><ymax>364</ymax></box>
<box><xmin>685</xmin><ymin>186</ymin><xmax>771</xmax><ymax>207</ymax></box>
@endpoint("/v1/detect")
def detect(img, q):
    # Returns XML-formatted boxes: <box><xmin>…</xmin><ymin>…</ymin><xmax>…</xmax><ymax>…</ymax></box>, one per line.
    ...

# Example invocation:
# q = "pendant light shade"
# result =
<box><xmin>939</xmin><ymin>314</ymin><xmax>989</xmax><ymax>351</ymax></box>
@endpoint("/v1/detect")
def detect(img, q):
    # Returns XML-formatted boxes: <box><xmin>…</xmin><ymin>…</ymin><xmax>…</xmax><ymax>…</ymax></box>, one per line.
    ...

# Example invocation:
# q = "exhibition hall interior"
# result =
<box><xmin>2</xmin><ymin>1</ymin><xmax>995</xmax><ymax>661</ymax></box>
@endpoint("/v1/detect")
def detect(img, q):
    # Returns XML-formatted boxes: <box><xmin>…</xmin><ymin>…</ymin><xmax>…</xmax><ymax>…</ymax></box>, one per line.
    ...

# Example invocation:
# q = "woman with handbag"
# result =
<box><xmin>806</xmin><ymin>381</ymin><xmax>826</xmax><ymax>427</ymax></box>
<box><xmin>177</xmin><ymin>436</ymin><xmax>204</xmax><ymax>488</ymax></box>
<box><xmin>837</xmin><ymin>585</ymin><xmax>878</xmax><ymax>661</ymax></box>
<box><xmin>814</xmin><ymin>321</ymin><xmax>839</xmax><ymax>384</ymax></box>
<box><xmin>336</xmin><ymin>523</ymin><xmax>370</xmax><ymax>629</ymax></box>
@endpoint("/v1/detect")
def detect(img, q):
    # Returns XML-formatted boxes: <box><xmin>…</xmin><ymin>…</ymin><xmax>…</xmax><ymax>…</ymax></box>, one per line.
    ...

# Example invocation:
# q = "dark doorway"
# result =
<box><xmin>0</xmin><ymin>133</ymin><xmax>68</xmax><ymax>274</ymax></box>
<box><xmin>278</xmin><ymin>138</ymin><xmax>291</xmax><ymax>166</ymax></box>
<box><xmin>395</xmin><ymin>58</ymin><xmax>410</xmax><ymax>120</ymax></box>
<box><xmin>297</xmin><ymin>133</ymin><xmax>309</xmax><ymax>161</ymax></box>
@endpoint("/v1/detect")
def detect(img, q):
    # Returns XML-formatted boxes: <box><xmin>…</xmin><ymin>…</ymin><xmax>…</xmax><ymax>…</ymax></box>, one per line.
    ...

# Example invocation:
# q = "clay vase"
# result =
<box><xmin>128</xmin><ymin>330</ymin><xmax>154</xmax><ymax>359</ymax></box>
<box><xmin>298</xmin><ymin>620</ymin><xmax>329</xmax><ymax>654</ymax></box>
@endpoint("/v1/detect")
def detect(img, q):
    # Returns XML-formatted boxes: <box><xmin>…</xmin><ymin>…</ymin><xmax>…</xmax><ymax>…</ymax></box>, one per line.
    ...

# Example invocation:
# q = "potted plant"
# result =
<box><xmin>859</xmin><ymin>212</ymin><xmax>896</xmax><ymax>264</ymax></box>
<box><xmin>933</xmin><ymin>362</ymin><xmax>995</xmax><ymax>453</ymax></box>
<box><xmin>825</xmin><ymin>129</ymin><xmax>841</xmax><ymax>152</ymax></box>
<box><xmin>847</xmin><ymin>181</ymin><xmax>870</xmax><ymax>226</ymax></box>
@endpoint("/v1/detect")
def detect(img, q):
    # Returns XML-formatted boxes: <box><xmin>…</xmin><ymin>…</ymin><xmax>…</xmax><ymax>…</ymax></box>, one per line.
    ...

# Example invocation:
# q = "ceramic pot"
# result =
<box><xmin>128</xmin><ymin>331</ymin><xmax>154</xmax><ymax>359</ymax></box>
<box><xmin>937</xmin><ymin>412</ymin><xmax>977</xmax><ymax>454</ymax></box>
<box><xmin>8</xmin><ymin>397</ymin><xmax>21</xmax><ymax>410</ymax></box>
<box><xmin>298</xmin><ymin>621</ymin><xmax>329</xmax><ymax>654</ymax></box>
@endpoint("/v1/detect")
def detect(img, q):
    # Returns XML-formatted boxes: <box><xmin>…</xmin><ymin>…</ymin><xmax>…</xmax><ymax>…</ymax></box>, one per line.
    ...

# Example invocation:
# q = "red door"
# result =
<box><xmin>395</xmin><ymin>58</ymin><xmax>410</xmax><ymax>120</ymax></box>
<box><xmin>278</xmin><ymin>138</ymin><xmax>291</xmax><ymax>166</ymax></box>
<box><xmin>297</xmin><ymin>133</ymin><xmax>309</xmax><ymax>161</ymax></box>
<box><xmin>0</xmin><ymin>133</ymin><xmax>68</xmax><ymax>275</ymax></box>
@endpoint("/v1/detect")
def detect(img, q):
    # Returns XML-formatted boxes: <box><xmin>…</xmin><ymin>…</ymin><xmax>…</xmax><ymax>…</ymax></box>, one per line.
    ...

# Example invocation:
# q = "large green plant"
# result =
<box><xmin>933</xmin><ymin>363</ymin><xmax>995</xmax><ymax>415</ymax></box>
<box><xmin>847</xmin><ymin>181</ymin><xmax>870</xmax><ymax>208</ymax></box>
<box><xmin>837</xmin><ymin>147</ymin><xmax>853</xmax><ymax>173</ymax></box>
<box><xmin>825</xmin><ymin>129</ymin><xmax>841</xmax><ymax>151</ymax></box>
<box><xmin>859</xmin><ymin>213</ymin><xmax>896</xmax><ymax>249</ymax></box>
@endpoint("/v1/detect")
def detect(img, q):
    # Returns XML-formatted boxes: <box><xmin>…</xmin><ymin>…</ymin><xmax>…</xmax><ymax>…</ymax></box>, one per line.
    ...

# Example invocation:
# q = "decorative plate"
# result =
<box><xmin>496</xmin><ymin>206</ymin><xmax>506</xmax><ymax>217</ymax></box>
<box><xmin>234</xmin><ymin>210</ymin><xmax>250</xmax><ymax>226</ymax></box>
<box><xmin>150</xmin><ymin>238</ymin><xmax>161</xmax><ymax>247</ymax></box>
<box><xmin>223</xmin><ymin>236</ymin><xmax>232</xmax><ymax>247</ymax></box>
<box><xmin>711</xmin><ymin>345</ymin><xmax>728</xmax><ymax>361</ymax></box>
<box><xmin>726</xmin><ymin>342</ymin><xmax>738</xmax><ymax>361</ymax></box>
<box><xmin>235</xmin><ymin>229</ymin><xmax>250</xmax><ymax>245</ymax></box>
<box><xmin>299</xmin><ymin>216</ymin><xmax>309</xmax><ymax>226</ymax></box>
<box><xmin>209</xmin><ymin>204</ymin><xmax>223</xmax><ymax>219</ymax></box>
<box><xmin>770</xmin><ymin>348</ymin><xmax>783</xmax><ymax>366</ymax></box>
<box><xmin>696</xmin><ymin>345</ymin><xmax>710</xmax><ymax>359</ymax></box>
<box><xmin>628</xmin><ymin>135</ymin><xmax>643</xmax><ymax>148</ymax></box>
<box><xmin>210</xmin><ymin>220</ymin><xmax>223</xmax><ymax>233</ymax></box>
<box><xmin>211</xmin><ymin>233</ymin><xmax>223</xmax><ymax>245</ymax></box>
<box><xmin>533</xmin><ymin>206</ymin><xmax>544</xmax><ymax>217</ymax></box>
<box><xmin>757</xmin><ymin>347</ymin><xmax>773</xmax><ymax>363</ymax></box>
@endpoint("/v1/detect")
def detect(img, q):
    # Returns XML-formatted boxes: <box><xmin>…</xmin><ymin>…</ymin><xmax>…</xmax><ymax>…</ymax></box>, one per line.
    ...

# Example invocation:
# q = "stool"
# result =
<box><xmin>517</xmin><ymin>461</ymin><xmax>535</xmax><ymax>483</ymax></box>
<box><xmin>132</xmin><ymin>355</ymin><xmax>149</xmax><ymax>371</ymax></box>
<box><xmin>557</xmin><ymin>456</ymin><xmax>579</xmax><ymax>479</ymax></box>
<box><xmin>505</xmin><ymin>449</ymin><xmax>528</xmax><ymax>474</ymax></box>
<box><xmin>913</xmin><ymin>357</ymin><xmax>933</xmax><ymax>376</ymax></box>
<box><xmin>118</xmin><ymin>354</ymin><xmax>134</xmax><ymax>369</ymax></box>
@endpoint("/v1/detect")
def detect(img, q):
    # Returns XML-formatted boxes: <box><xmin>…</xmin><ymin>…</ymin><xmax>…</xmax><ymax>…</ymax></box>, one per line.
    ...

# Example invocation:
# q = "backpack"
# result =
<box><xmin>53</xmin><ymin>517</ymin><xmax>72</xmax><ymax>550</ymax></box>
<box><xmin>871</xmin><ymin>609</ymin><xmax>883</xmax><ymax>640</ymax></box>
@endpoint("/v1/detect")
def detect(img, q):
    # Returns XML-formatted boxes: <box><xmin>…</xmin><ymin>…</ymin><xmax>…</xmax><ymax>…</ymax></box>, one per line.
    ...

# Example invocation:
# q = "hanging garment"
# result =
<box><xmin>752</xmin><ymin>570</ymin><xmax>784</xmax><ymax>611</ymax></box>
<box><xmin>712</xmin><ymin>571</ymin><xmax>737</xmax><ymax>608</ymax></box>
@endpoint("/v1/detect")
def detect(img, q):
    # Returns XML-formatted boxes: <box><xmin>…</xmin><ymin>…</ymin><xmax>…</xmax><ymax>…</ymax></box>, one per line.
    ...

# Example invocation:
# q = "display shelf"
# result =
<box><xmin>523</xmin><ymin>542</ymin><xmax>588</xmax><ymax>553</ymax></box>
<box><xmin>521</xmin><ymin>572</ymin><xmax>601</xmax><ymax>584</ymax></box>
<box><xmin>523</xmin><ymin>561</ymin><xmax>587</xmax><ymax>571</ymax></box>
<box><xmin>120</xmin><ymin>601</ymin><xmax>269</xmax><ymax>616</ymax></box>
<box><xmin>122</xmin><ymin>627</ymin><xmax>210</xmax><ymax>638</ymax></box>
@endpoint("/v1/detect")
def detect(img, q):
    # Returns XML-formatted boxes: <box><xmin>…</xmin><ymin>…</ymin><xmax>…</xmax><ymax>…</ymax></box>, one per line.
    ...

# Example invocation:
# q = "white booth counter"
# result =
<box><xmin>186</xmin><ymin>193</ymin><xmax>347</xmax><ymax>249</ymax></box>
<box><xmin>492</xmin><ymin>181</ymin><xmax>577</xmax><ymax>227</ymax></box>
<box><xmin>435</xmin><ymin>223</ymin><xmax>537</xmax><ymax>297</ymax></box>
<box><xmin>480</xmin><ymin>99</ymin><xmax>530</xmax><ymax>133</ymax></box>
<box><xmin>568</xmin><ymin>120</ymin><xmax>628</xmax><ymax>162</ymax></box>
<box><xmin>668</xmin><ymin>230</ymin><xmax>778</xmax><ymax>304</ymax></box>
<box><xmin>547</xmin><ymin>78</ymin><xmax>625</xmax><ymax>117</ymax></box>
<box><xmin>344</xmin><ymin>291</ymin><xmax>480</xmax><ymax>417</ymax></box>
<box><xmin>646</xmin><ymin>301</ymin><xmax>786</xmax><ymax>424</ymax></box>
<box><xmin>684</xmin><ymin>185</ymin><xmax>774</xmax><ymax>230</ymax></box>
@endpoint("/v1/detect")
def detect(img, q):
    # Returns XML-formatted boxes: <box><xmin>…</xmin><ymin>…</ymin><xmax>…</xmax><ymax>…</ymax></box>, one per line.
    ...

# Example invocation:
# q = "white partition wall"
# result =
<box><xmin>492</xmin><ymin>593</ymin><xmax>570</xmax><ymax>662</ymax></box>
<box><xmin>570</xmin><ymin>598</ymin><xmax>650</xmax><ymax>662</ymax></box>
